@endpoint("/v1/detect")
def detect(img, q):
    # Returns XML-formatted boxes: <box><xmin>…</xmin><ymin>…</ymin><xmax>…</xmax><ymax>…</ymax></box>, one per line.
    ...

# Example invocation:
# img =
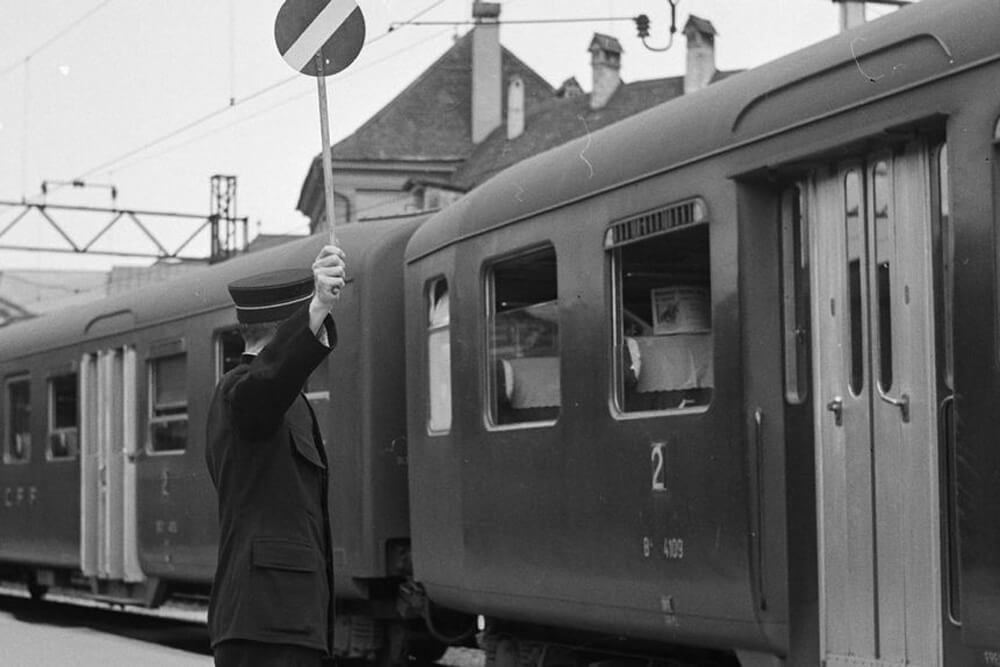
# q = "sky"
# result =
<box><xmin>0</xmin><ymin>0</ymin><xmax>904</xmax><ymax>271</ymax></box>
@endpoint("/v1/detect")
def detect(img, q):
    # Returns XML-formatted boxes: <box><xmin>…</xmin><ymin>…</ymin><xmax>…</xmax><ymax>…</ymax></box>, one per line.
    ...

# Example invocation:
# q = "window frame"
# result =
<box><xmin>781</xmin><ymin>185</ymin><xmax>811</xmax><ymax>405</ymax></box>
<box><xmin>607</xmin><ymin>198</ymin><xmax>714</xmax><ymax>419</ymax></box>
<box><xmin>46</xmin><ymin>370</ymin><xmax>79</xmax><ymax>462</ymax></box>
<box><xmin>483</xmin><ymin>243</ymin><xmax>561</xmax><ymax>430</ymax></box>
<box><xmin>4</xmin><ymin>374</ymin><xmax>32</xmax><ymax>465</ymax></box>
<box><xmin>146</xmin><ymin>349</ymin><xmax>188</xmax><ymax>455</ymax></box>
<box><xmin>426</xmin><ymin>276</ymin><xmax>452</xmax><ymax>435</ymax></box>
<box><xmin>215</xmin><ymin>327</ymin><xmax>244</xmax><ymax>382</ymax></box>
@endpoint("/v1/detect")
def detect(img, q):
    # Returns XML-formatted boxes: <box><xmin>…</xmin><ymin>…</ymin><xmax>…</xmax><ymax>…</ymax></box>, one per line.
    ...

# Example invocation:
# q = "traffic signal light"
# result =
<box><xmin>634</xmin><ymin>14</ymin><xmax>650</xmax><ymax>38</ymax></box>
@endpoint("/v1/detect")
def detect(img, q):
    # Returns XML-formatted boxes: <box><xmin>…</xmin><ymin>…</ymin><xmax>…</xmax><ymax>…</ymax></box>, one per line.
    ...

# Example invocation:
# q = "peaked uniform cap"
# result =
<box><xmin>228</xmin><ymin>269</ymin><xmax>313</xmax><ymax>324</ymax></box>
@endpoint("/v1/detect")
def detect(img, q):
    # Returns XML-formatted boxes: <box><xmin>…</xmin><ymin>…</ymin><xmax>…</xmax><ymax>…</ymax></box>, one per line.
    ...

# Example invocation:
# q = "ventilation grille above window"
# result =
<box><xmin>605</xmin><ymin>198</ymin><xmax>707</xmax><ymax>249</ymax></box>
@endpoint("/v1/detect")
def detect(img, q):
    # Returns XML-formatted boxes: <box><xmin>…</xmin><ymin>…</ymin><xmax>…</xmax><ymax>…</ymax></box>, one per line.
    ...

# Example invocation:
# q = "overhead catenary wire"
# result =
<box><xmin>62</xmin><ymin>0</ymin><xmax>455</xmax><ymax>189</ymax></box>
<box><xmin>390</xmin><ymin>16</ymin><xmax>637</xmax><ymax>29</ymax></box>
<box><xmin>0</xmin><ymin>0</ymin><xmax>114</xmax><ymax>77</ymax></box>
<box><xmin>107</xmin><ymin>28</ymin><xmax>454</xmax><ymax>177</ymax></box>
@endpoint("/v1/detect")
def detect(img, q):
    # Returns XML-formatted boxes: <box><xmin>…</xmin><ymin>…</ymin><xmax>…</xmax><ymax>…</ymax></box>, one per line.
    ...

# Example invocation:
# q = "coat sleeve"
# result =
<box><xmin>227</xmin><ymin>305</ymin><xmax>337</xmax><ymax>441</ymax></box>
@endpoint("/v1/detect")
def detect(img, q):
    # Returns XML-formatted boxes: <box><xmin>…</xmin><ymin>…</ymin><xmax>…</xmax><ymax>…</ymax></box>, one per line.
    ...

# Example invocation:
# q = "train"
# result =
<box><xmin>2</xmin><ymin>0</ymin><xmax>1000</xmax><ymax>664</ymax></box>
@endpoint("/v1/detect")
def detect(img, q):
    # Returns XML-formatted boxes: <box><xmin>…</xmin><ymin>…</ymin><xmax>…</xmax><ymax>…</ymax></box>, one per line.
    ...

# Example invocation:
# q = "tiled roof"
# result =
<box><xmin>451</xmin><ymin>69</ymin><xmax>741</xmax><ymax>190</ymax></box>
<box><xmin>450</xmin><ymin>77</ymin><xmax>679</xmax><ymax>189</ymax></box>
<box><xmin>329</xmin><ymin>30</ymin><xmax>556</xmax><ymax>162</ymax></box>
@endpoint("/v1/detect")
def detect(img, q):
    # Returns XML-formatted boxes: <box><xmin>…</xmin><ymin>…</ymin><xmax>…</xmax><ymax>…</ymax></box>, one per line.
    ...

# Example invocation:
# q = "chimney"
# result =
<box><xmin>683</xmin><ymin>15</ymin><xmax>718</xmax><ymax>95</ymax></box>
<box><xmin>471</xmin><ymin>1</ymin><xmax>501</xmax><ymax>143</ymax></box>
<box><xmin>506</xmin><ymin>75</ymin><xmax>525</xmax><ymax>140</ymax></box>
<box><xmin>588</xmin><ymin>33</ymin><xmax>622</xmax><ymax>110</ymax></box>
<box><xmin>839</xmin><ymin>2</ymin><xmax>866</xmax><ymax>31</ymax></box>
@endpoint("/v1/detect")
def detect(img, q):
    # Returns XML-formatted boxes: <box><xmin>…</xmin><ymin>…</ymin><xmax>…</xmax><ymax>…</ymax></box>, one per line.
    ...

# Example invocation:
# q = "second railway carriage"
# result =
<box><xmin>402</xmin><ymin>0</ymin><xmax>1000</xmax><ymax>665</ymax></box>
<box><xmin>0</xmin><ymin>216</ymin><xmax>427</xmax><ymax>650</ymax></box>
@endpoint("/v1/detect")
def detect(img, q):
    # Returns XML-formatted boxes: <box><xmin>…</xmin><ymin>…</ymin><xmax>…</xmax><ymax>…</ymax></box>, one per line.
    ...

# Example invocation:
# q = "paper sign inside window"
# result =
<box><xmin>651</xmin><ymin>286</ymin><xmax>710</xmax><ymax>335</ymax></box>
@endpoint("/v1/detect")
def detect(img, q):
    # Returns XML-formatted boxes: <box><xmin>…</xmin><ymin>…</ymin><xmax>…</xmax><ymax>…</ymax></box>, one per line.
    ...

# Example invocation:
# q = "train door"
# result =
<box><xmin>809</xmin><ymin>143</ymin><xmax>942</xmax><ymax>666</ymax></box>
<box><xmin>80</xmin><ymin>347</ymin><xmax>145</xmax><ymax>586</ymax></box>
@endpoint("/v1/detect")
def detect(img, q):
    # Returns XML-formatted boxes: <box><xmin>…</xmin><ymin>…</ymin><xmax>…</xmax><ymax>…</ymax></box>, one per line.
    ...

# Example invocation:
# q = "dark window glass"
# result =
<box><xmin>488</xmin><ymin>247</ymin><xmax>560</xmax><ymax>425</ymax></box>
<box><xmin>844</xmin><ymin>169</ymin><xmax>865</xmax><ymax>395</ymax></box>
<box><xmin>48</xmin><ymin>373</ymin><xmax>78</xmax><ymax>460</ymax></box>
<box><xmin>5</xmin><ymin>377</ymin><xmax>31</xmax><ymax>463</ymax></box>
<box><xmin>872</xmin><ymin>160</ymin><xmax>894</xmax><ymax>391</ymax></box>
<box><xmin>217</xmin><ymin>329</ymin><xmax>244</xmax><ymax>378</ymax></box>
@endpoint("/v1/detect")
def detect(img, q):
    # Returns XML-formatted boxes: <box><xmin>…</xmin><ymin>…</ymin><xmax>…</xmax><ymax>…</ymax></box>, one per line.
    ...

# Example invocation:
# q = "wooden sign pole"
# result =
<box><xmin>314</xmin><ymin>53</ymin><xmax>337</xmax><ymax>245</ymax></box>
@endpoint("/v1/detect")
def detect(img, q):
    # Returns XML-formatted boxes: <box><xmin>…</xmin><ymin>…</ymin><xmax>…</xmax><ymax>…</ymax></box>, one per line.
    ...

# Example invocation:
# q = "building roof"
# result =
<box><xmin>451</xmin><ymin>70</ymin><xmax>738</xmax><ymax>190</ymax></box>
<box><xmin>327</xmin><ymin>30</ymin><xmax>555</xmax><ymax>163</ymax></box>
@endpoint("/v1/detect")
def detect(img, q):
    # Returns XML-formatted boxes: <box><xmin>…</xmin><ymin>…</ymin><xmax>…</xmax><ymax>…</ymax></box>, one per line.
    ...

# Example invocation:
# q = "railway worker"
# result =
<box><xmin>205</xmin><ymin>244</ymin><xmax>346</xmax><ymax>667</ymax></box>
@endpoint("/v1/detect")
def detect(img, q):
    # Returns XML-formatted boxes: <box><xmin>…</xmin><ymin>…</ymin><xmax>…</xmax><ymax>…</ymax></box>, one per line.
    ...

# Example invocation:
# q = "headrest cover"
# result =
<box><xmin>227</xmin><ymin>269</ymin><xmax>313</xmax><ymax>324</ymax></box>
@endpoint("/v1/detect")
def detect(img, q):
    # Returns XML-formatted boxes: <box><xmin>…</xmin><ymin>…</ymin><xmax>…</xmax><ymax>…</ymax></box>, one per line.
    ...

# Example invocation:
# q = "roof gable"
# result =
<box><xmin>451</xmin><ymin>76</ymin><xmax>688</xmax><ymax>189</ymax></box>
<box><xmin>330</xmin><ymin>30</ymin><xmax>555</xmax><ymax>162</ymax></box>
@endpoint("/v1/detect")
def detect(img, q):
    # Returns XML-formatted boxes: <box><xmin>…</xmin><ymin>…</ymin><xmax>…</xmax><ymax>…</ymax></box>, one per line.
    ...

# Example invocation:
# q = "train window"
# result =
<box><xmin>608</xmin><ymin>200</ymin><xmax>713</xmax><ymax>414</ymax></box>
<box><xmin>216</xmin><ymin>329</ymin><xmax>244</xmax><ymax>379</ymax></box>
<box><xmin>427</xmin><ymin>278</ymin><xmax>451</xmax><ymax>433</ymax></box>
<box><xmin>486</xmin><ymin>246</ymin><xmax>560</xmax><ymax>426</ymax></box>
<box><xmin>781</xmin><ymin>186</ymin><xmax>811</xmax><ymax>404</ymax></box>
<box><xmin>148</xmin><ymin>354</ymin><xmax>187</xmax><ymax>453</ymax></box>
<box><xmin>844</xmin><ymin>169</ymin><xmax>865</xmax><ymax>396</ymax></box>
<box><xmin>938</xmin><ymin>144</ymin><xmax>953</xmax><ymax>390</ymax></box>
<box><xmin>47</xmin><ymin>373</ymin><xmax>78</xmax><ymax>461</ymax></box>
<box><xmin>872</xmin><ymin>160</ymin><xmax>895</xmax><ymax>392</ymax></box>
<box><xmin>4</xmin><ymin>376</ymin><xmax>31</xmax><ymax>464</ymax></box>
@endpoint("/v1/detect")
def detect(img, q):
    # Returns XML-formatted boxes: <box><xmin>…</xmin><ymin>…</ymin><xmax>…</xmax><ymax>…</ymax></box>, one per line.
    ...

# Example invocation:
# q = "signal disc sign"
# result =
<box><xmin>275</xmin><ymin>0</ymin><xmax>366</xmax><ymax>77</ymax></box>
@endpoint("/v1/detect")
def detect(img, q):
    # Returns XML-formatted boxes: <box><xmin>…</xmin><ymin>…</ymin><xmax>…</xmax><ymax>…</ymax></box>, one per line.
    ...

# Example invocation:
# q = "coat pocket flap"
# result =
<box><xmin>252</xmin><ymin>539</ymin><xmax>319</xmax><ymax>572</ymax></box>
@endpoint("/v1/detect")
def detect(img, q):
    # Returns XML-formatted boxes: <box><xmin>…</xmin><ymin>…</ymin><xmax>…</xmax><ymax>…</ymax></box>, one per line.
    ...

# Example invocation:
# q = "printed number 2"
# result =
<box><xmin>651</xmin><ymin>442</ymin><xmax>666</xmax><ymax>492</ymax></box>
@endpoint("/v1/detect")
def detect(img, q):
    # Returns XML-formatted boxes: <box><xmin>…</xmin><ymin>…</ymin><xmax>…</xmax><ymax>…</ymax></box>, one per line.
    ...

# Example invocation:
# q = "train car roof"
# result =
<box><xmin>0</xmin><ymin>215</ymin><xmax>428</xmax><ymax>362</ymax></box>
<box><xmin>406</xmin><ymin>0</ymin><xmax>998</xmax><ymax>262</ymax></box>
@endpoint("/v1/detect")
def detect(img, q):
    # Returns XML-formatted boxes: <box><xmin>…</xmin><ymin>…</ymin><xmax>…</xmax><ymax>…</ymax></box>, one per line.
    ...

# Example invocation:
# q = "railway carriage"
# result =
<box><xmin>0</xmin><ymin>217</ymin><xmax>425</xmax><ymax>640</ymax></box>
<box><xmin>2</xmin><ymin>0</ymin><xmax>1000</xmax><ymax>665</ymax></box>
<box><xmin>403</xmin><ymin>0</ymin><xmax>1000</xmax><ymax>665</ymax></box>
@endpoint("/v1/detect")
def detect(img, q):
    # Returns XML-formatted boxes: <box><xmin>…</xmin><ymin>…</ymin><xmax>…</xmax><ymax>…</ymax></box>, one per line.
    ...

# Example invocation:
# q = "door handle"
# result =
<box><xmin>826</xmin><ymin>396</ymin><xmax>843</xmax><ymax>426</ymax></box>
<box><xmin>876</xmin><ymin>382</ymin><xmax>910</xmax><ymax>423</ymax></box>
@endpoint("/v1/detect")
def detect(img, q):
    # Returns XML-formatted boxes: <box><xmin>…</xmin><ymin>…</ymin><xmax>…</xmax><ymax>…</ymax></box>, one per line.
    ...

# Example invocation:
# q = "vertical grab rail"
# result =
<box><xmin>940</xmin><ymin>394</ymin><xmax>961</xmax><ymax>626</ymax></box>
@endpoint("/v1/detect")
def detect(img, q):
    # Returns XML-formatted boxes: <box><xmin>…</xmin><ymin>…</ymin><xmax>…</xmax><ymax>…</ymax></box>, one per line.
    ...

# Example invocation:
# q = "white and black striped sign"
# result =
<box><xmin>274</xmin><ymin>0</ymin><xmax>366</xmax><ymax>77</ymax></box>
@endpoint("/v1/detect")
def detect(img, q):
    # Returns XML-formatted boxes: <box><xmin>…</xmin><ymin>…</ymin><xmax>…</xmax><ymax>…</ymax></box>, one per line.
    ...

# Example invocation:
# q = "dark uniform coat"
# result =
<box><xmin>205</xmin><ymin>305</ymin><xmax>336</xmax><ymax>653</ymax></box>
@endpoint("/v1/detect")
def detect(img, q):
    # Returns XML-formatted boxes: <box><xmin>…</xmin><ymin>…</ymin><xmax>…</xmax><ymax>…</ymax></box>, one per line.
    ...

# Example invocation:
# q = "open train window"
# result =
<box><xmin>427</xmin><ymin>277</ymin><xmax>451</xmax><ymax>434</ymax></box>
<box><xmin>486</xmin><ymin>246</ymin><xmax>560</xmax><ymax>426</ymax></box>
<box><xmin>47</xmin><ymin>372</ymin><xmax>78</xmax><ymax>461</ymax></box>
<box><xmin>148</xmin><ymin>353</ymin><xmax>187</xmax><ymax>453</ymax></box>
<box><xmin>607</xmin><ymin>199</ymin><xmax>713</xmax><ymax>414</ymax></box>
<box><xmin>3</xmin><ymin>375</ymin><xmax>31</xmax><ymax>464</ymax></box>
<box><xmin>216</xmin><ymin>328</ymin><xmax>244</xmax><ymax>380</ymax></box>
